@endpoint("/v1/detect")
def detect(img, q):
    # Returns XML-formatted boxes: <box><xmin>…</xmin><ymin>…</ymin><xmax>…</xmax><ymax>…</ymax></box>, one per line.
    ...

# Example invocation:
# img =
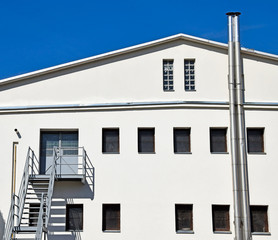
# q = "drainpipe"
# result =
<box><xmin>226</xmin><ymin>12</ymin><xmax>252</xmax><ymax>240</ymax></box>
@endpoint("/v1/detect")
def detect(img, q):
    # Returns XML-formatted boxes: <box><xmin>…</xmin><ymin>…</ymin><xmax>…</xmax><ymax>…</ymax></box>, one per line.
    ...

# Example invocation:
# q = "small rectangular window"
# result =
<box><xmin>163</xmin><ymin>60</ymin><xmax>174</xmax><ymax>91</ymax></box>
<box><xmin>138</xmin><ymin>128</ymin><xmax>155</xmax><ymax>153</ymax></box>
<box><xmin>174</xmin><ymin>128</ymin><xmax>191</xmax><ymax>153</ymax></box>
<box><xmin>175</xmin><ymin>204</ymin><xmax>193</xmax><ymax>232</ymax></box>
<box><xmin>102</xmin><ymin>204</ymin><xmax>120</xmax><ymax>232</ymax></box>
<box><xmin>210</xmin><ymin>128</ymin><xmax>227</xmax><ymax>153</ymax></box>
<box><xmin>212</xmin><ymin>205</ymin><xmax>230</xmax><ymax>232</ymax></box>
<box><xmin>250</xmin><ymin>206</ymin><xmax>269</xmax><ymax>233</ymax></box>
<box><xmin>247</xmin><ymin>128</ymin><xmax>264</xmax><ymax>153</ymax></box>
<box><xmin>102</xmin><ymin>128</ymin><xmax>120</xmax><ymax>153</ymax></box>
<box><xmin>66</xmin><ymin>204</ymin><xmax>83</xmax><ymax>231</ymax></box>
<box><xmin>184</xmin><ymin>60</ymin><xmax>195</xmax><ymax>91</ymax></box>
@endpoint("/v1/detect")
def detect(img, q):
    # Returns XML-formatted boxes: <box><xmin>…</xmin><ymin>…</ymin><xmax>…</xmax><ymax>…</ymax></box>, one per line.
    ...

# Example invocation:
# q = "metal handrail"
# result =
<box><xmin>3</xmin><ymin>147</ymin><xmax>38</xmax><ymax>240</ymax></box>
<box><xmin>35</xmin><ymin>194</ymin><xmax>45</xmax><ymax>240</ymax></box>
<box><xmin>4</xmin><ymin>146</ymin><xmax>91</xmax><ymax>240</ymax></box>
<box><xmin>44</xmin><ymin>147</ymin><xmax>59</xmax><ymax>228</ymax></box>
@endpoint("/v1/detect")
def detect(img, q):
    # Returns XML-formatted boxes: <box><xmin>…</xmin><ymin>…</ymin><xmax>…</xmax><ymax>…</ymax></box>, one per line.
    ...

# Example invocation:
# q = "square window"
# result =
<box><xmin>175</xmin><ymin>204</ymin><xmax>193</xmax><ymax>232</ymax></box>
<box><xmin>163</xmin><ymin>60</ymin><xmax>174</xmax><ymax>91</ymax></box>
<box><xmin>210</xmin><ymin>128</ymin><xmax>227</xmax><ymax>153</ymax></box>
<box><xmin>102</xmin><ymin>128</ymin><xmax>120</xmax><ymax>153</ymax></box>
<box><xmin>66</xmin><ymin>204</ymin><xmax>83</xmax><ymax>231</ymax></box>
<box><xmin>174</xmin><ymin>128</ymin><xmax>191</xmax><ymax>153</ymax></box>
<box><xmin>212</xmin><ymin>205</ymin><xmax>230</xmax><ymax>232</ymax></box>
<box><xmin>250</xmin><ymin>206</ymin><xmax>269</xmax><ymax>233</ymax></box>
<box><xmin>247</xmin><ymin>128</ymin><xmax>264</xmax><ymax>153</ymax></box>
<box><xmin>138</xmin><ymin>128</ymin><xmax>155</xmax><ymax>153</ymax></box>
<box><xmin>102</xmin><ymin>204</ymin><xmax>120</xmax><ymax>231</ymax></box>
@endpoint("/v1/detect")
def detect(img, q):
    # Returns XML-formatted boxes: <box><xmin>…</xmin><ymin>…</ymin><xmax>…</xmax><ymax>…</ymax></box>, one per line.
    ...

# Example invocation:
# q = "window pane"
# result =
<box><xmin>103</xmin><ymin>204</ymin><xmax>120</xmax><ymax>231</ymax></box>
<box><xmin>103</xmin><ymin>129</ymin><xmax>119</xmax><ymax>153</ymax></box>
<box><xmin>66</xmin><ymin>204</ymin><xmax>83</xmax><ymax>231</ymax></box>
<box><xmin>174</xmin><ymin>128</ymin><xmax>190</xmax><ymax>153</ymax></box>
<box><xmin>247</xmin><ymin>128</ymin><xmax>264</xmax><ymax>153</ymax></box>
<box><xmin>250</xmin><ymin>206</ymin><xmax>268</xmax><ymax>232</ymax></box>
<box><xmin>210</xmin><ymin>128</ymin><xmax>227</xmax><ymax>153</ymax></box>
<box><xmin>212</xmin><ymin>205</ymin><xmax>230</xmax><ymax>231</ymax></box>
<box><xmin>184</xmin><ymin>60</ymin><xmax>195</xmax><ymax>91</ymax></box>
<box><xmin>175</xmin><ymin>204</ymin><xmax>193</xmax><ymax>231</ymax></box>
<box><xmin>163</xmin><ymin>60</ymin><xmax>174</xmax><ymax>91</ymax></box>
<box><xmin>138</xmin><ymin>128</ymin><xmax>155</xmax><ymax>153</ymax></box>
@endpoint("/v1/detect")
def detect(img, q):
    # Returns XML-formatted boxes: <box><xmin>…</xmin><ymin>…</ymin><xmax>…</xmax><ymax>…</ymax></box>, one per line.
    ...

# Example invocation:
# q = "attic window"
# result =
<box><xmin>184</xmin><ymin>60</ymin><xmax>195</xmax><ymax>91</ymax></box>
<box><xmin>163</xmin><ymin>60</ymin><xmax>174</xmax><ymax>91</ymax></box>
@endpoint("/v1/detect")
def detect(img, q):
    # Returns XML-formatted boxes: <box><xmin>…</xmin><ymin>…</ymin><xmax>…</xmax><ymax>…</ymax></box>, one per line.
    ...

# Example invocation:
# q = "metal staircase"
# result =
<box><xmin>3</xmin><ymin>146</ymin><xmax>90</xmax><ymax>240</ymax></box>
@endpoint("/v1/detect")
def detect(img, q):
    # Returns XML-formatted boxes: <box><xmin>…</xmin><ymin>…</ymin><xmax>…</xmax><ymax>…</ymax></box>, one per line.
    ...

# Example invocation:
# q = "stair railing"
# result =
<box><xmin>3</xmin><ymin>147</ymin><xmax>37</xmax><ymax>240</ymax></box>
<box><xmin>35</xmin><ymin>193</ymin><xmax>45</xmax><ymax>240</ymax></box>
<box><xmin>44</xmin><ymin>147</ymin><xmax>59</xmax><ymax>228</ymax></box>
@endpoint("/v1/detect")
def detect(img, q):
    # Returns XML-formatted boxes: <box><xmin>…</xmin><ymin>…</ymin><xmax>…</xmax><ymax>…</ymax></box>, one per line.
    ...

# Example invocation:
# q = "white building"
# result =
<box><xmin>0</xmin><ymin>28</ymin><xmax>278</xmax><ymax>240</ymax></box>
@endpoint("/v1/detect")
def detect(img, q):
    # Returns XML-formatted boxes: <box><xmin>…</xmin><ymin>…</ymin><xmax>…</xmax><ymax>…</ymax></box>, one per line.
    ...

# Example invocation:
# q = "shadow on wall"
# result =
<box><xmin>47</xmin><ymin>155</ymin><xmax>95</xmax><ymax>240</ymax></box>
<box><xmin>0</xmin><ymin>211</ymin><xmax>5</xmax><ymax>240</ymax></box>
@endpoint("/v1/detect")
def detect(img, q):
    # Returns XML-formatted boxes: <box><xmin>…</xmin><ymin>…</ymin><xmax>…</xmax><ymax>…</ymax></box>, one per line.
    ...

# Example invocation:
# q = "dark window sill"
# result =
<box><xmin>210</xmin><ymin>152</ymin><xmax>229</xmax><ymax>154</ymax></box>
<box><xmin>213</xmin><ymin>231</ymin><xmax>232</xmax><ymax>234</ymax></box>
<box><xmin>102</xmin><ymin>152</ymin><xmax>120</xmax><ymax>154</ymax></box>
<box><xmin>174</xmin><ymin>152</ymin><xmax>192</xmax><ymax>154</ymax></box>
<box><xmin>185</xmin><ymin>90</ymin><xmax>196</xmax><ymax>92</ymax></box>
<box><xmin>103</xmin><ymin>230</ymin><xmax>121</xmax><ymax>233</ymax></box>
<box><xmin>176</xmin><ymin>230</ymin><xmax>194</xmax><ymax>234</ymax></box>
<box><xmin>252</xmin><ymin>232</ymin><xmax>271</xmax><ymax>235</ymax></box>
<box><xmin>248</xmin><ymin>152</ymin><xmax>266</xmax><ymax>155</ymax></box>
<box><xmin>138</xmin><ymin>152</ymin><xmax>156</xmax><ymax>154</ymax></box>
<box><xmin>163</xmin><ymin>90</ymin><xmax>175</xmax><ymax>92</ymax></box>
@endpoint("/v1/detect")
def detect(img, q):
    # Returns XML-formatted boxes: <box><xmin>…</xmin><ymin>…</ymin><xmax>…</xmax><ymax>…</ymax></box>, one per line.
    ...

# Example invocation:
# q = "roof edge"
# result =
<box><xmin>0</xmin><ymin>33</ymin><xmax>277</xmax><ymax>86</ymax></box>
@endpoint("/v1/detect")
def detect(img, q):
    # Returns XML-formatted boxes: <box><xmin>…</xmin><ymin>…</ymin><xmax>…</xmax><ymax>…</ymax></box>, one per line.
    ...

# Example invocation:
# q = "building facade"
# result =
<box><xmin>0</xmin><ymin>33</ymin><xmax>278</xmax><ymax>240</ymax></box>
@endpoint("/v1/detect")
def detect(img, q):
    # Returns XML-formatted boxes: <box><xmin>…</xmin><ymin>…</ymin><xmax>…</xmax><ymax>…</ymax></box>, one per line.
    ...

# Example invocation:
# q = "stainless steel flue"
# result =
<box><xmin>226</xmin><ymin>12</ymin><xmax>252</xmax><ymax>240</ymax></box>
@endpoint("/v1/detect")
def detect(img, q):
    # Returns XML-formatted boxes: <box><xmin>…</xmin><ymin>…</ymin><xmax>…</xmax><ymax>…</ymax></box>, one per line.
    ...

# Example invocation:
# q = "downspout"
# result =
<box><xmin>233</xmin><ymin>13</ymin><xmax>252</xmax><ymax>240</ymax></box>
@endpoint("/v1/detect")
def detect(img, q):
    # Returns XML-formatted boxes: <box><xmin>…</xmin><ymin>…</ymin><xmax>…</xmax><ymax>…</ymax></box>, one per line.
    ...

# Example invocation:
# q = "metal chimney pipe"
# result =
<box><xmin>233</xmin><ymin>13</ymin><xmax>252</xmax><ymax>240</ymax></box>
<box><xmin>226</xmin><ymin>12</ymin><xmax>252</xmax><ymax>240</ymax></box>
<box><xmin>227</xmin><ymin>12</ymin><xmax>243</xmax><ymax>240</ymax></box>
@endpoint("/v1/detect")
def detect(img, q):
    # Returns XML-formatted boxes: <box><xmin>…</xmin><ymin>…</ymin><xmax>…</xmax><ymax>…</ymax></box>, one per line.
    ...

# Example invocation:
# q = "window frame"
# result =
<box><xmin>184</xmin><ymin>59</ymin><xmax>196</xmax><ymax>91</ymax></box>
<box><xmin>138</xmin><ymin>128</ymin><xmax>155</xmax><ymax>153</ymax></box>
<box><xmin>212</xmin><ymin>205</ymin><xmax>230</xmax><ymax>233</ymax></box>
<box><xmin>102</xmin><ymin>204</ymin><xmax>121</xmax><ymax>232</ymax></box>
<box><xmin>173</xmin><ymin>128</ymin><xmax>191</xmax><ymax>154</ymax></box>
<box><xmin>102</xmin><ymin>128</ymin><xmax>120</xmax><ymax>154</ymax></box>
<box><xmin>66</xmin><ymin>204</ymin><xmax>83</xmax><ymax>231</ymax></box>
<box><xmin>210</xmin><ymin>128</ymin><xmax>228</xmax><ymax>153</ymax></box>
<box><xmin>250</xmin><ymin>205</ymin><xmax>269</xmax><ymax>234</ymax></box>
<box><xmin>163</xmin><ymin>59</ymin><xmax>174</xmax><ymax>91</ymax></box>
<box><xmin>175</xmin><ymin>204</ymin><xmax>193</xmax><ymax>233</ymax></box>
<box><xmin>247</xmin><ymin>128</ymin><xmax>265</xmax><ymax>154</ymax></box>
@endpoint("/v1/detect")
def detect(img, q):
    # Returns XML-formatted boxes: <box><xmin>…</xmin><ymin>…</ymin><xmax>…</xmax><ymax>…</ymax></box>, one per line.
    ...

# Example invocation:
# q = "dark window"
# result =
<box><xmin>212</xmin><ymin>205</ymin><xmax>230</xmax><ymax>232</ymax></box>
<box><xmin>102</xmin><ymin>128</ymin><xmax>120</xmax><ymax>153</ymax></box>
<box><xmin>102</xmin><ymin>204</ymin><xmax>120</xmax><ymax>231</ymax></box>
<box><xmin>175</xmin><ymin>204</ymin><xmax>193</xmax><ymax>232</ymax></box>
<box><xmin>210</xmin><ymin>128</ymin><xmax>227</xmax><ymax>153</ymax></box>
<box><xmin>138</xmin><ymin>128</ymin><xmax>155</xmax><ymax>153</ymax></box>
<box><xmin>66</xmin><ymin>204</ymin><xmax>83</xmax><ymax>231</ymax></box>
<box><xmin>247</xmin><ymin>128</ymin><xmax>264</xmax><ymax>153</ymax></box>
<box><xmin>174</xmin><ymin>128</ymin><xmax>191</xmax><ymax>153</ymax></box>
<box><xmin>250</xmin><ymin>206</ymin><xmax>269</xmax><ymax>233</ymax></box>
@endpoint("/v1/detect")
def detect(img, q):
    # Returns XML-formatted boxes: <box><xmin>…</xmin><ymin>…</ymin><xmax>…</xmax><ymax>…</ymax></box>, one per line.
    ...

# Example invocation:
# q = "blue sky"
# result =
<box><xmin>0</xmin><ymin>0</ymin><xmax>277</xmax><ymax>80</ymax></box>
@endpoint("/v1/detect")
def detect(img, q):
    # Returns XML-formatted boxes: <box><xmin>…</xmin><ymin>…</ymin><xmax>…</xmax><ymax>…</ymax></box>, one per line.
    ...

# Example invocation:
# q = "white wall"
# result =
<box><xmin>1</xmin><ymin>38</ymin><xmax>278</xmax><ymax>240</ymax></box>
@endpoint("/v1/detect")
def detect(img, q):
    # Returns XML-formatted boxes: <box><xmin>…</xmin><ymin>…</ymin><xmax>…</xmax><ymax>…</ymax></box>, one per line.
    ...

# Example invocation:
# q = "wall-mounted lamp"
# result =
<box><xmin>14</xmin><ymin>129</ymin><xmax>21</xmax><ymax>139</ymax></box>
